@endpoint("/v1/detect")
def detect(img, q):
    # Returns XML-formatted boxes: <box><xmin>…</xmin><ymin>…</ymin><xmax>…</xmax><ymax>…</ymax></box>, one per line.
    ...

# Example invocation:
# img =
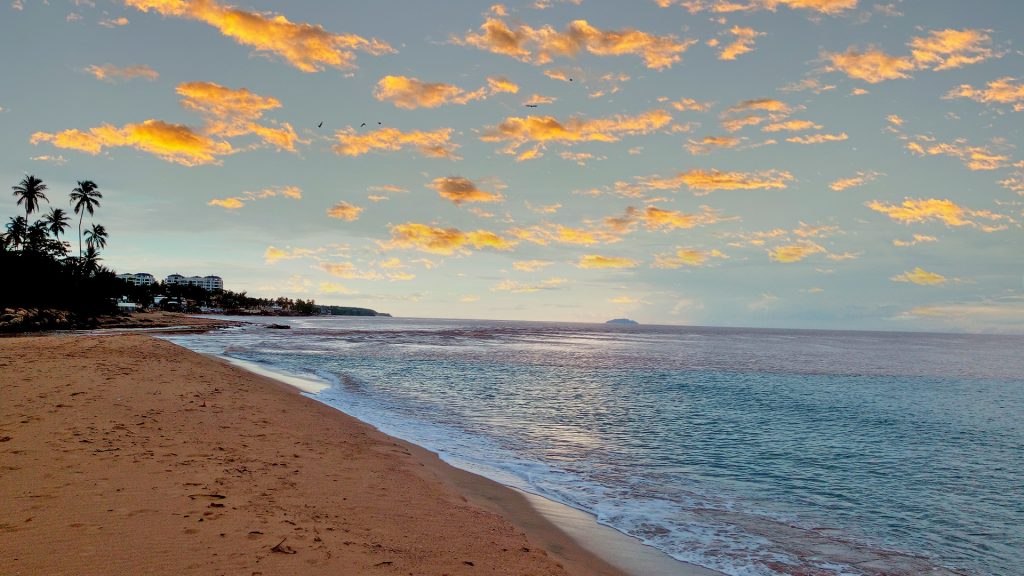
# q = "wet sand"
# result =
<box><xmin>0</xmin><ymin>333</ymin><xmax>628</xmax><ymax>575</ymax></box>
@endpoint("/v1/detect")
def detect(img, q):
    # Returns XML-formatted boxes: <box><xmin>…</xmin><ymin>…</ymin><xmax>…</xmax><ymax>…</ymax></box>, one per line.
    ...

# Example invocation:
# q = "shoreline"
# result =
<box><xmin>215</xmin><ymin>352</ymin><xmax>720</xmax><ymax>576</ymax></box>
<box><xmin>1</xmin><ymin>332</ymin><xmax>640</xmax><ymax>575</ymax></box>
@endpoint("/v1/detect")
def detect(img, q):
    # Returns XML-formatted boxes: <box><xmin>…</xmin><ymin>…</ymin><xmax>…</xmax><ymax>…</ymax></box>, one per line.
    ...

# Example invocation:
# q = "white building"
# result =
<box><xmin>165</xmin><ymin>274</ymin><xmax>224</xmax><ymax>291</ymax></box>
<box><xmin>117</xmin><ymin>272</ymin><xmax>156</xmax><ymax>286</ymax></box>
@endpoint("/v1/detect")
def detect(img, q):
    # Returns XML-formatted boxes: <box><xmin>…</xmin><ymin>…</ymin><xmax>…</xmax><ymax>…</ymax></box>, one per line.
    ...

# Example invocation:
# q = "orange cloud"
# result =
<box><xmin>824</xmin><ymin>47</ymin><xmax>915</xmax><ymax>83</ymax></box>
<box><xmin>427</xmin><ymin>176</ymin><xmax>504</xmax><ymax>205</ymax></box>
<box><xmin>604</xmin><ymin>205</ymin><xmax>729</xmax><ymax>233</ymax></box>
<box><xmin>892</xmin><ymin>234</ymin><xmax>938</xmax><ymax>247</ymax></box>
<box><xmin>671</xmin><ymin>0</ymin><xmax>857</xmax><ymax>14</ymax></box>
<box><xmin>175</xmin><ymin>81</ymin><xmax>302</xmax><ymax>151</ymax></box>
<box><xmin>326</xmin><ymin>201</ymin><xmax>363</xmax><ymax>221</ymax></box>
<box><xmin>944</xmin><ymin>77</ymin><xmax>1024</xmax><ymax>111</ymax></box>
<box><xmin>718</xmin><ymin>26</ymin><xmax>763</xmax><ymax>61</ymax></box>
<box><xmin>653</xmin><ymin>247</ymin><xmax>727</xmax><ymax>268</ymax></box>
<box><xmin>264</xmin><ymin>245</ymin><xmax>320</xmax><ymax>264</ymax></box>
<box><xmin>333</xmin><ymin>127</ymin><xmax>460</xmax><ymax>159</ymax></box>
<box><xmin>509</xmin><ymin>224</ymin><xmax>620</xmax><ymax>246</ymax></box>
<box><xmin>481</xmin><ymin>109</ymin><xmax>672</xmax><ymax>160</ymax></box>
<box><xmin>373</xmin><ymin>75</ymin><xmax>518</xmax><ymax>109</ymax></box>
<box><xmin>866</xmin><ymin>198</ymin><xmax>1010</xmax><ymax>229</ymax></box>
<box><xmin>209</xmin><ymin>185</ymin><xmax>302</xmax><ymax>209</ymax></box>
<box><xmin>679</xmin><ymin>168</ymin><xmax>794</xmax><ymax>194</ymax></box>
<box><xmin>762</xmin><ymin>119</ymin><xmax>821</xmax><ymax>132</ymax></box>
<box><xmin>384</xmin><ymin>223</ymin><xmax>516</xmax><ymax>255</ymax></box>
<box><xmin>904</xmin><ymin>137</ymin><xmax>1009</xmax><ymax>171</ymax></box>
<box><xmin>726</xmin><ymin>98</ymin><xmax>791</xmax><ymax>115</ymax></box>
<box><xmin>669</xmin><ymin>97</ymin><xmax>714</xmax><ymax>112</ymax></box>
<box><xmin>685</xmin><ymin>135</ymin><xmax>744</xmax><ymax>154</ymax></box>
<box><xmin>785</xmin><ymin>132</ymin><xmax>848</xmax><ymax>144</ymax></box>
<box><xmin>829</xmin><ymin>171</ymin><xmax>881</xmax><ymax>191</ymax></box>
<box><xmin>577</xmin><ymin>255</ymin><xmax>638</xmax><ymax>269</ymax></box>
<box><xmin>31</xmin><ymin>120</ymin><xmax>233</xmax><ymax>166</ymax></box>
<box><xmin>513</xmin><ymin>260</ymin><xmax>554</xmax><ymax>272</ymax></box>
<box><xmin>891</xmin><ymin>267</ymin><xmax>947</xmax><ymax>285</ymax></box>
<box><xmin>524</xmin><ymin>93</ymin><xmax>557</xmax><ymax>106</ymax></box>
<box><xmin>492</xmin><ymin>277</ymin><xmax>567</xmax><ymax>293</ymax></box>
<box><xmin>317</xmin><ymin>262</ymin><xmax>382</xmax><ymax>281</ymax></box>
<box><xmin>768</xmin><ymin>240</ymin><xmax>826</xmax><ymax>263</ymax></box>
<box><xmin>909</xmin><ymin>29</ymin><xmax>994</xmax><ymax>71</ymax></box>
<box><xmin>454</xmin><ymin>17</ymin><xmax>695</xmax><ymax>70</ymax></box>
<box><xmin>84</xmin><ymin>63</ymin><xmax>159</xmax><ymax>82</ymax></box>
<box><xmin>124</xmin><ymin>0</ymin><xmax>394</xmax><ymax>72</ymax></box>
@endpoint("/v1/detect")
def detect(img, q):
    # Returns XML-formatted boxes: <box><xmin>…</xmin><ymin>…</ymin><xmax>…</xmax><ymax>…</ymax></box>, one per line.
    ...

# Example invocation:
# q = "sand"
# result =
<box><xmin>0</xmin><ymin>333</ymin><xmax>628</xmax><ymax>576</ymax></box>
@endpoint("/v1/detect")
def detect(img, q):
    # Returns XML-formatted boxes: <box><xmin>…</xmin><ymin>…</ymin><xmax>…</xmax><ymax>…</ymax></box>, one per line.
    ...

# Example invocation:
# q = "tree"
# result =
<box><xmin>82</xmin><ymin>245</ymin><xmax>102</xmax><ymax>276</ymax></box>
<box><xmin>4</xmin><ymin>216</ymin><xmax>27</xmax><ymax>251</ymax></box>
<box><xmin>84</xmin><ymin>223</ymin><xmax>108</xmax><ymax>250</ymax></box>
<box><xmin>42</xmin><ymin>207</ymin><xmax>70</xmax><ymax>240</ymax></box>
<box><xmin>70</xmin><ymin>180</ymin><xmax>101</xmax><ymax>259</ymax></box>
<box><xmin>12</xmin><ymin>175</ymin><xmax>49</xmax><ymax>219</ymax></box>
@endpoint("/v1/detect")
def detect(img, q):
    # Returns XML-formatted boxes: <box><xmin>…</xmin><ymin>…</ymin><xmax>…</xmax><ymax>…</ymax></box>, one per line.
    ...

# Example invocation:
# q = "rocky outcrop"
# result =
<box><xmin>0</xmin><ymin>308</ymin><xmax>85</xmax><ymax>333</ymax></box>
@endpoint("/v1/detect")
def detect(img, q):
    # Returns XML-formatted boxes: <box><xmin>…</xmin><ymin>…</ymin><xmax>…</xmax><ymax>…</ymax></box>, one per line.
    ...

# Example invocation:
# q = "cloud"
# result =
<box><xmin>768</xmin><ymin>240</ymin><xmax>826</xmax><ymax>262</ymax></box>
<box><xmin>317</xmin><ymin>262</ymin><xmax>382</xmax><ymax>280</ymax></box>
<box><xmin>726</xmin><ymin>98</ymin><xmax>791</xmax><ymax>115</ymax></box>
<box><xmin>944</xmin><ymin>77</ymin><xmax>1024</xmax><ymax>112</ymax></box>
<box><xmin>891</xmin><ymin>267</ymin><xmax>947</xmax><ymax>285</ymax></box>
<box><xmin>866</xmin><ymin>198</ymin><xmax>1010</xmax><ymax>230</ymax></box>
<box><xmin>30</xmin><ymin>155</ymin><xmax>68</xmax><ymax>165</ymax></box>
<box><xmin>481</xmin><ymin>109</ymin><xmax>672</xmax><ymax>160</ymax></box>
<box><xmin>373</xmin><ymin>75</ymin><xmax>518</xmax><ymax>109</ymax></box>
<box><xmin>524</xmin><ymin>93</ymin><xmax>557</xmax><ymax>106</ymax></box>
<box><xmin>84</xmin><ymin>63</ymin><xmax>159</xmax><ymax>82</ymax></box>
<box><xmin>762</xmin><ymin>119</ymin><xmax>821</xmax><ymax>132</ymax></box>
<box><xmin>653</xmin><ymin>247</ymin><xmax>727</xmax><ymax>268</ymax></box>
<box><xmin>318</xmin><ymin>281</ymin><xmax>355</xmax><ymax>295</ymax></box>
<box><xmin>427</xmin><ymin>176</ymin><xmax>504</xmax><ymax>205</ymax></box>
<box><xmin>825</xmin><ymin>29</ymin><xmax>997</xmax><ymax>84</ymax></box>
<box><xmin>209</xmin><ymin>185</ymin><xmax>302</xmax><ymax>209</ymax></box>
<box><xmin>333</xmin><ymin>127</ymin><xmax>460</xmax><ymax>159</ymax></box>
<box><xmin>99</xmin><ymin>16</ymin><xmax>130</xmax><ymax>27</ymax></box>
<box><xmin>717</xmin><ymin>26</ymin><xmax>763</xmax><ymax>61</ymax></box>
<box><xmin>824</xmin><ymin>47</ymin><xmax>915</xmax><ymax>83</ymax></box>
<box><xmin>999</xmin><ymin>174</ymin><xmax>1024</xmax><ymax>194</ymax></box>
<box><xmin>829</xmin><ymin>171</ymin><xmax>881</xmax><ymax>191</ymax></box>
<box><xmin>513</xmin><ymin>259</ymin><xmax>554</xmax><ymax>272</ymax></box>
<box><xmin>892</xmin><ymin>234</ymin><xmax>937</xmax><ymax>247</ymax></box>
<box><xmin>577</xmin><ymin>255</ymin><xmax>638</xmax><ymax>269</ymax></box>
<box><xmin>525</xmin><ymin>201</ymin><xmax>562</xmax><ymax>214</ymax></box>
<box><xmin>609</xmin><ymin>295</ymin><xmax>648</xmax><ymax>304</ymax></box>
<box><xmin>460</xmin><ymin>294</ymin><xmax>480</xmax><ymax>302</ymax></box>
<box><xmin>685</xmin><ymin>135</ymin><xmax>744</xmax><ymax>154</ymax></box>
<box><xmin>509</xmin><ymin>224</ymin><xmax>620</xmax><ymax>246</ymax></box>
<box><xmin>368</xmin><ymin>184</ymin><xmax>409</xmax><ymax>194</ymax></box>
<box><xmin>749</xmin><ymin>292</ymin><xmax>779</xmax><ymax>311</ymax></box>
<box><xmin>679</xmin><ymin>168</ymin><xmax>793</xmax><ymax>194</ymax></box>
<box><xmin>909</xmin><ymin>28</ymin><xmax>994</xmax><ymax>71</ymax></box>
<box><xmin>177</xmin><ymin>81</ymin><xmax>303</xmax><ymax>151</ymax></box>
<box><xmin>31</xmin><ymin>120</ymin><xmax>233</xmax><ymax>166</ymax></box>
<box><xmin>669</xmin><ymin>97</ymin><xmax>714</xmax><ymax>112</ymax></box>
<box><xmin>492</xmin><ymin>277</ymin><xmax>567</xmax><ymax>293</ymax></box>
<box><xmin>668</xmin><ymin>0</ymin><xmax>858</xmax><ymax>14</ymax></box>
<box><xmin>904</xmin><ymin>137</ymin><xmax>1010</xmax><ymax>171</ymax></box>
<box><xmin>896</xmin><ymin>297</ymin><xmax>1024</xmax><ymax>333</ymax></box>
<box><xmin>124</xmin><ymin>0</ymin><xmax>394</xmax><ymax>72</ymax></box>
<box><xmin>604</xmin><ymin>205</ymin><xmax>730</xmax><ymax>233</ymax></box>
<box><xmin>454</xmin><ymin>17</ymin><xmax>696</xmax><ymax>70</ymax></box>
<box><xmin>326</xmin><ymin>201</ymin><xmax>363</xmax><ymax>221</ymax></box>
<box><xmin>265</xmin><ymin>245</ymin><xmax>321</xmax><ymax>264</ymax></box>
<box><xmin>785</xmin><ymin>132</ymin><xmax>848</xmax><ymax>144</ymax></box>
<box><xmin>384</xmin><ymin>223</ymin><xmax>517</xmax><ymax>255</ymax></box>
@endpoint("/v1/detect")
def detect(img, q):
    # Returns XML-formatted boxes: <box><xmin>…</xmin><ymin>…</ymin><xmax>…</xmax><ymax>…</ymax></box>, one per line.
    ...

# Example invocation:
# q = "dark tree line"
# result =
<box><xmin>1</xmin><ymin>175</ymin><xmax>119</xmax><ymax>318</ymax></box>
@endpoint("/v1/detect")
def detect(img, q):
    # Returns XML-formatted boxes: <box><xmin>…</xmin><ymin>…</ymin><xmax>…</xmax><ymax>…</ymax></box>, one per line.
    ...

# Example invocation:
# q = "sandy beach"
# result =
<box><xmin>0</xmin><ymin>332</ymin><xmax>628</xmax><ymax>575</ymax></box>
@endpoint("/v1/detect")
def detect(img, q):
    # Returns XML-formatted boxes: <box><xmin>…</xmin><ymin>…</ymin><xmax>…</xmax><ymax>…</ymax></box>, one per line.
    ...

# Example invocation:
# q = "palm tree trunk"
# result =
<box><xmin>78</xmin><ymin>212</ymin><xmax>84</xmax><ymax>260</ymax></box>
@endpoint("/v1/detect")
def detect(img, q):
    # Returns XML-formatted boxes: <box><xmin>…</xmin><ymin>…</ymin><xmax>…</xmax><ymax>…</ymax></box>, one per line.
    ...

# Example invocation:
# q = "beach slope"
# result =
<box><xmin>0</xmin><ymin>334</ymin><xmax>622</xmax><ymax>575</ymax></box>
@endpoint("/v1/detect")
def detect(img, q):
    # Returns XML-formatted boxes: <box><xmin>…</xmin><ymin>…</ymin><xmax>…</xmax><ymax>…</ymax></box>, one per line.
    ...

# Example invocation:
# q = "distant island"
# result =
<box><xmin>606</xmin><ymin>318</ymin><xmax>639</xmax><ymax>325</ymax></box>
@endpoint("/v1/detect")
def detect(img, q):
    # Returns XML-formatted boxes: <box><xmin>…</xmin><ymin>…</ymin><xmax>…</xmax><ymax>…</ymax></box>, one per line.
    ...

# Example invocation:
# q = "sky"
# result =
<box><xmin>2</xmin><ymin>0</ymin><xmax>1023</xmax><ymax>332</ymax></box>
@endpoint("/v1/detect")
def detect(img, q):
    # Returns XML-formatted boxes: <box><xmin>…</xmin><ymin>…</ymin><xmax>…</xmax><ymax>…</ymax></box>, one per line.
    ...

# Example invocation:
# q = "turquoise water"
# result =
<box><xmin>167</xmin><ymin>317</ymin><xmax>1024</xmax><ymax>575</ymax></box>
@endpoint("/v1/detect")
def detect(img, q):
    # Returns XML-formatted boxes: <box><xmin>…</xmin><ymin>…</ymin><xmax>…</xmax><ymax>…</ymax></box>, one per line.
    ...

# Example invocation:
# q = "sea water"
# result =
<box><xmin>164</xmin><ymin>317</ymin><xmax>1024</xmax><ymax>576</ymax></box>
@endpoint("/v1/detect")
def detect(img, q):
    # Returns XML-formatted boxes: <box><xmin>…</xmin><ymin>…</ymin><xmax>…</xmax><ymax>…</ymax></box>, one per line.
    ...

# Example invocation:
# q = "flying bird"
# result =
<box><xmin>360</xmin><ymin>122</ymin><xmax>366</xmax><ymax>127</ymax></box>
<box><xmin>525</xmin><ymin>104</ymin><xmax>539</xmax><ymax>108</ymax></box>
<box><xmin>377</xmin><ymin>122</ymin><xmax>382</xmax><ymax>125</ymax></box>
<box><xmin>317</xmin><ymin>121</ymin><xmax>323</xmax><ymax>128</ymax></box>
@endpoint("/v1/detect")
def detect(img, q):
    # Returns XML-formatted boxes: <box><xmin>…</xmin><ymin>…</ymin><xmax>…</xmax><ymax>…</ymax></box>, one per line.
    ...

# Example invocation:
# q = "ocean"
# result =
<box><xmin>164</xmin><ymin>317</ymin><xmax>1024</xmax><ymax>576</ymax></box>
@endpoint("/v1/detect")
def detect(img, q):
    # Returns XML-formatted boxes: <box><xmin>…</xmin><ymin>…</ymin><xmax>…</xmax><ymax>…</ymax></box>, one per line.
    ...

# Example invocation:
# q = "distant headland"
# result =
<box><xmin>606</xmin><ymin>318</ymin><xmax>639</xmax><ymax>325</ymax></box>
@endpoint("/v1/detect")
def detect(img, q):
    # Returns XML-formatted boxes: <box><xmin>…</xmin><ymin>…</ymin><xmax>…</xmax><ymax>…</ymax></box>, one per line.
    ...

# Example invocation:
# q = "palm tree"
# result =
<box><xmin>12</xmin><ymin>175</ymin><xmax>49</xmax><ymax>219</ymax></box>
<box><xmin>70</xmin><ymin>180</ymin><xmax>101</xmax><ymax>259</ymax></box>
<box><xmin>84</xmin><ymin>223</ymin><xmax>108</xmax><ymax>250</ymax></box>
<box><xmin>42</xmin><ymin>207</ymin><xmax>70</xmax><ymax>239</ymax></box>
<box><xmin>4</xmin><ymin>216</ymin><xmax>27</xmax><ymax>251</ymax></box>
<box><xmin>82</xmin><ymin>245</ymin><xmax>102</xmax><ymax>275</ymax></box>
